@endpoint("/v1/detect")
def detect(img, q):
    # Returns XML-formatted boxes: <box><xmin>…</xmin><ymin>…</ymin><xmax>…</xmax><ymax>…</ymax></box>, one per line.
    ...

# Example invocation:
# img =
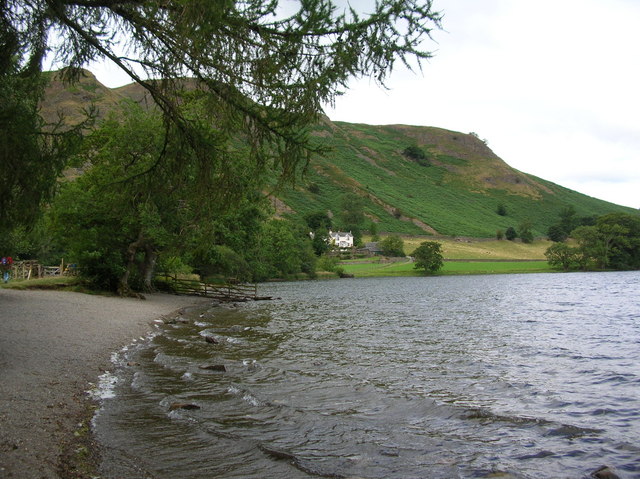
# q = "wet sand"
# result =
<box><xmin>0</xmin><ymin>289</ymin><xmax>210</xmax><ymax>478</ymax></box>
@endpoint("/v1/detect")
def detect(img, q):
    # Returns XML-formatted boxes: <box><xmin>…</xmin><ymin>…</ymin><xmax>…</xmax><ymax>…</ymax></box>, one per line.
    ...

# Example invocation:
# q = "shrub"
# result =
<box><xmin>379</xmin><ymin>235</ymin><xmax>405</xmax><ymax>257</ymax></box>
<box><xmin>402</xmin><ymin>146</ymin><xmax>430</xmax><ymax>166</ymax></box>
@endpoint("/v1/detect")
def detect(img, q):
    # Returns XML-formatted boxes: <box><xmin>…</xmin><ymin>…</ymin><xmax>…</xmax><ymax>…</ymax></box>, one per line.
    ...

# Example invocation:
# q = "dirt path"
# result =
<box><xmin>0</xmin><ymin>289</ymin><xmax>210</xmax><ymax>478</ymax></box>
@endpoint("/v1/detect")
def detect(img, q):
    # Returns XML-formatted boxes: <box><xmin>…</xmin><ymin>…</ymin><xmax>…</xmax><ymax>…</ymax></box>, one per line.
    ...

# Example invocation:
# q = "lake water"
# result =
<box><xmin>93</xmin><ymin>272</ymin><xmax>640</xmax><ymax>479</ymax></box>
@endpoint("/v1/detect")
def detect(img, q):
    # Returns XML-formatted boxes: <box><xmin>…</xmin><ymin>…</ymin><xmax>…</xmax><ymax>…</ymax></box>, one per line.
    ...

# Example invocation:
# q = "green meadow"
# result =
<box><xmin>340</xmin><ymin>259</ymin><xmax>552</xmax><ymax>278</ymax></box>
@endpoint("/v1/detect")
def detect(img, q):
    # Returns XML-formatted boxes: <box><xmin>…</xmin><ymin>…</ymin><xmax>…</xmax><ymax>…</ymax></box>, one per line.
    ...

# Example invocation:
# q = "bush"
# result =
<box><xmin>379</xmin><ymin>235</ymin><xmax>405</xmax><ymax>257</ymax></box>
<box><xmin>505</xmin><ymin>226</ymin><xmax>517</xmax><ymax>241</ymax></box>
<box><xmin>402</xmin><ymin>145</ymin><xmax>430</xmax><ymax>166</ymax></box>
<box><xmin>317</xmin><ymin>255</ymin><xmax>340</xmax><ymax>272</ymax></box>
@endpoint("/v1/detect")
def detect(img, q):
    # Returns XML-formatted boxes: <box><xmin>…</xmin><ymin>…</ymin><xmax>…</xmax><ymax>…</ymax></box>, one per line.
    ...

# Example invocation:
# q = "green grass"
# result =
<box><xmin>0</xmin><ymin>276</ymin><xmax>103</xmax><ymax>293</ymax></box>
<box><xmin>277</xmin><ymin>122</ymin><xmax>635</xmax><ymax>238</ymax></box>
<box><xmin>340</xmin><ymin>259</ymin><xmax>553</xmax><ymax>278</ymax></box>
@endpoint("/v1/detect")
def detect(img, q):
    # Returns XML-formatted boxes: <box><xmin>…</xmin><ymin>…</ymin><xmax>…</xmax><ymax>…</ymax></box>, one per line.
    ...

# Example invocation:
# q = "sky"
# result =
<box><xmin>88</xmin><ymin>0</ymin><xmax>640</xmax><ymax>209</ymax></box>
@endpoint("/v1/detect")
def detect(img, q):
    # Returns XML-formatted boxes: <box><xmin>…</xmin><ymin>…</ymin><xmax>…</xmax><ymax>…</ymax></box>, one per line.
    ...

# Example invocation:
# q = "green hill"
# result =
<box><xmin>41</xmin><ymin>69</ymin><xmax>636</xmax><ymax>238</ymax></box>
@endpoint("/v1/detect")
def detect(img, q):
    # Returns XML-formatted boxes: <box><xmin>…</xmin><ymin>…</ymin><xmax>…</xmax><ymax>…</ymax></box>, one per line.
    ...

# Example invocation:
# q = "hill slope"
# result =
<box><xmin>41</xmin><ymin>69</ymin><xmax>636</xmax><ymax>238</ymax></box>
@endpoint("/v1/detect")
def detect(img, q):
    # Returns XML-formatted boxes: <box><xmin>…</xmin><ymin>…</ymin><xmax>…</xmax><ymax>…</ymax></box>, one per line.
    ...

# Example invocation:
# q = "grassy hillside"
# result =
<box><xmin>41</xmin><ymin>69</ymin><xmax>636</xmax><ymax>238</ymax></box>
<box><xmin>279</xmin><ymin>120</ymin><xmax>635</xmax><ymax>237</ymax></box>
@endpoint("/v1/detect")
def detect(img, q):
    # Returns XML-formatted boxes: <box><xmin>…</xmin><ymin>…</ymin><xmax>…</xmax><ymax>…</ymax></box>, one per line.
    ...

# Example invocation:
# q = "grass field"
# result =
<box><xmin>338</xmin><ymin>236</ymin><xmax>554</xmax><ymax>277</ymax></box>
<box><xmin>361</xmin><ymin>235</ymin><xmax>551</xmax><ymax>260</ymax></box>
<box><xmin>340</xmin><ymin>259</ymin><xmax>553</xmax><ymax>277</ymax></box>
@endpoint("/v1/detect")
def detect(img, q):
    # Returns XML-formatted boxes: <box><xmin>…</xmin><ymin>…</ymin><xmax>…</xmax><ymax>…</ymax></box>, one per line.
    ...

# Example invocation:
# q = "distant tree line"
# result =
<box><xmin>544</xmin><ymin>208</ymin><xmax>640</xmax><ymax>271</ymax></box>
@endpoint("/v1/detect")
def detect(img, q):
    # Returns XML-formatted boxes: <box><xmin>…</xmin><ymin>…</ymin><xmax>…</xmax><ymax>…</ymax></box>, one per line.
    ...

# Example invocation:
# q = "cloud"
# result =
<box><xmin>323</xmin><ymin>0</ymin><xmax>640</xmax><ymax>209</ymax></box>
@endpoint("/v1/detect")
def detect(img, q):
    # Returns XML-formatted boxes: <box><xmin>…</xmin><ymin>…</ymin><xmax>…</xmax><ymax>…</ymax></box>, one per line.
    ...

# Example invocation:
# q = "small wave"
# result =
<box><xmin>87</xmin><ymin>371</ymin><xmax>119</xmax><ymax>400</ymax></box>
<box><xmin>227</xmin><ymin>385</ymin><xmax>264</xmax><ymax>407</ymax></box>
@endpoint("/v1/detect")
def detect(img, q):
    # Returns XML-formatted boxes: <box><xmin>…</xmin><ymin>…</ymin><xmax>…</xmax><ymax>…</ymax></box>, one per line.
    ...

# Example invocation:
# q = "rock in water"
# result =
<box><xmin>169</xmin><ymin>403</ymin><xmax>201</xmax><ymax>411</ymax></box>
<box><xmin>198</xmin><ymin>364</ymin><xmax>226</xmax><ymax>372</ymax></box>
<box><xmin>591</xmin><ymin>466</ymin><xmax>621</xmax><ymax>479</ymax></box>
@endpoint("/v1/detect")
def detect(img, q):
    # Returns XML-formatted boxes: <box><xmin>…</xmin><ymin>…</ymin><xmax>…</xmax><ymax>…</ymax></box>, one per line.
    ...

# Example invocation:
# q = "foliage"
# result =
<box><xmin>3</xmin><ymin>0</ymin><xmax>441</xmax><ymax>229</ymax></box>
<box><xmin>544</xmin><ymin>243</ymin><xmax>581</xmax><ymax>271</ymax></box>
<box><xmin>317</xmin><ymin>255</ymin><xmax>340</xmax><ymax>272</ymax></box>
<box><xmin>547</xmin><ymin>224</ymin><xmax>568</xmax><ymax>243</ymax></box>
<box><xmin>412</xmin><ymin>241</ymin><xmax>443</xmax><ymax>273</ymax></box>
<box><xmin>379</xmin><ymin>235</ymin><xmax>405</xmax><ymax>257</ymax></box>
<box><xmin>49</xmin><ymin>102</ymin><xmax>265</xmax><ymax>293</ymax></box>
<box><xmin>305</xmin><ymin>211</ymin><xmax>332</xmax><ymax>231</ymax></box>
<box><xmin>0</xmin><ymin>65</ymin><xmax>87</xmax><ymax>235</ymax></box>
<box><xmin>546</xmin><ymin>206</ymin><xmax>598</xmax><ymax>242</ymax></box>
<box><xmin>496</xmin><ymin>203</ymin><xmax>507</xmax><ymax>216</ymax></box>
<box><xmin>518</xmin><ymin>220</ymin><xmax>534</xmax><ymax>244</ymax></box>
<box><xmin>544</xmin><ymin>212</ymin><xmax>640</xmax><ymax>271</ymax></box>
<box><xmin>249</xmin><ymin>219</ymin><xmax>316</xmax><ymax>281</ymax></box>
<box><xmin>310</xmin><ymin>229</ymin><xmax>331</xmax><ymax>256</ymax></box>
<box><xmin>339</xmin><ymin>193</ymin><xmax>366</xmax><ymax>230</ymax></box>
<box><xmin>505</xmin><ymin>226</ymin><xmax>517</xmax><ymax>241</ymax></box>
<box><xmin>402</xmin><ymin>145</ymin><xmax>430</xmax><ymax>166</ymax></box>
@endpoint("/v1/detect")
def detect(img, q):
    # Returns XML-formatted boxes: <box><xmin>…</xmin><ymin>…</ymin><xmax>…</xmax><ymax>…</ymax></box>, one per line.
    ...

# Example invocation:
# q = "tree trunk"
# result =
<box><xmin>141</xmin><ymin>245</ymin><xmax>158</xmax><ymax>293</ymax></box>
<box><xmin>118</xmin><ymin>231</ymin><xmax>146</xmax><ymax>297</ymax></box>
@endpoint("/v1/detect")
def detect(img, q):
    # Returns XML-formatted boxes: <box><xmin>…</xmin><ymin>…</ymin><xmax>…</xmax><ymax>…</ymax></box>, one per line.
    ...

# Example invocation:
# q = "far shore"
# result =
<box><xmin>0</xmin><ymin>288</ymin><xmax>210</xmax><ymax>478</ymax></box>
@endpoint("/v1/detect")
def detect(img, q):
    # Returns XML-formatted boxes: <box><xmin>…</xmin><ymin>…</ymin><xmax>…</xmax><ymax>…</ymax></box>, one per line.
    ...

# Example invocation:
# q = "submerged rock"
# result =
<box><xmin>591</xmin><ymin>466</ymin><xmax>621</xmax><ymax>479</ymax></box>
<box><xmin>169</xmin><ymin>403</ymin><xmax>201</xmax><ymax>411</ymax></box>
<box><xmin>199</xmin><ymin>364</ymin><xmax>226</xmax><ymax>372</ymax></box>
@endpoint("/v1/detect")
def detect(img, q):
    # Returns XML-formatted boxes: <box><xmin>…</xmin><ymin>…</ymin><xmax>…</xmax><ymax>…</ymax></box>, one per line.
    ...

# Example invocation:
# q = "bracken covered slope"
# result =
<box><xmin>41</xmin><ymin>69</ymin><xmax>635</xmax><ymax>237</ymax></box>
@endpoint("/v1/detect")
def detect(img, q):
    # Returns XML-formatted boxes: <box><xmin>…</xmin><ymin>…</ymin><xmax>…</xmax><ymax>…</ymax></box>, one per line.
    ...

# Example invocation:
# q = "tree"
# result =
<box><xmin>547</xmin><ymin>224</ymin><xmax>568</xmax><ymax>243</ymax></box>
<box><xmin>518</xmin><ymin>220</ymin><xmax>534</xmax><ymax>244</ymax></box>
<box><xmin>3</xmin><ymin>0</ymin><xmax>442</xmax><ymax>228</ymax></box>
<box><xmin>597</xmin><ymin>213</ymin><xmax>640</xmax><ymax>269</ymax></box>
<box><xmin>50</xmin><ymin>102</ymin><xmax>266</xmax><ymax>294</ymax></box>
<box><xmin>544</xmin><ymin>243</ymin><xmax>580</xmax><ymax>271</ymax></box>
<box><xmin>379</xmin><ymin>235</ymin><xmax>405</xmax><ymax>257</ymax></box>
<box><xmin>369</xmin><ymin>222</ymin><xmax>379</xmax><ymax>242</ymax></box>
<box><xmin>505</xmin><ymin>226</ymin><xmax>517</xmax><ymax>241</ymax></box>
<box><xmin>340</xmin><ymin>193</ymin><xmax>366</xmax><ymax>229</ymax></box>
<box><xmin>0</xmin><ymin>66</ymin><xmax>88</xmax><ymax>235</ymax></box>
<box><xmin>304</xmin><ymin>211</ymin><xmax>332</xmax><ymax>231</ymax></box>
<box><xmin>413</xmin><ymin>241</ymin><xmax>443</xmax><ymax>274</ymax></box>
<box><xmin>249</xmin><ymin>219</ymin><xmax>316</xmax><ymax>280</ymax></box>
<box><xmin>496</xmin><ymin>203</ymin><xmax>507</xmax><ymax>216</ymax></box>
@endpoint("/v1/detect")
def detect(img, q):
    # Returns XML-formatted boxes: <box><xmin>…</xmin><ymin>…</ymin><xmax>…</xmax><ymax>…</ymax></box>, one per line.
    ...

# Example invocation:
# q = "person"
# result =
<box><xmin>2</xmin><ymin>256</ymin><xmax>13</xmax><ymax>283</ymax></box>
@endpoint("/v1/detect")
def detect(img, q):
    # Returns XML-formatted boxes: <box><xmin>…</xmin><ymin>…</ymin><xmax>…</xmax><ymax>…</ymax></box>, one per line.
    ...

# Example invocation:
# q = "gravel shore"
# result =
<box><xmin>0</xmin><ymin>289</ymin><xmax>210</xmax><ymax>478</ymax></box>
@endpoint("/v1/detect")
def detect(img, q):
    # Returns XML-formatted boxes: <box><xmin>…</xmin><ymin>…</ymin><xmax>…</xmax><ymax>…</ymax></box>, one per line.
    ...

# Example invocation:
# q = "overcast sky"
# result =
<box><xmin>323</xmin><ymin>0</ymin><xmax>640</xmax><ymax>209</ymax></box>
<box><xmin>88</xmin><ymin>0</ymin><xmax>639</xmax><ymax>209</ymax></box>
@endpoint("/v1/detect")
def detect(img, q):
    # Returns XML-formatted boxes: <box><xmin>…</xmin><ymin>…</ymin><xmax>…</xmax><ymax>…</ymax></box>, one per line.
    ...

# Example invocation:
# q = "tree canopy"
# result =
<box><xmin>413</xmin><ymin>240</ymin><xmax>443</xmax><ymax>274</ymax></box>
<box><xmin>3</xmin><ymin>0</ymin><xmax>441</xmax><ymax>172</ymax></box>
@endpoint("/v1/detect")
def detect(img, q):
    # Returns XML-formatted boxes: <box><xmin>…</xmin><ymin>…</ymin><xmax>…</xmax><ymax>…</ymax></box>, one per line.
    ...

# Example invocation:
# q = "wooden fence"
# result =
<box><xmin>158</xmin><ymin>274</ymin><xmax>259</xmax><ymax>302</ymax></box>
<box><xmin>9</xmin><ymin>260</ymin><xmax>76</xmax><ymax>280</ymax></box>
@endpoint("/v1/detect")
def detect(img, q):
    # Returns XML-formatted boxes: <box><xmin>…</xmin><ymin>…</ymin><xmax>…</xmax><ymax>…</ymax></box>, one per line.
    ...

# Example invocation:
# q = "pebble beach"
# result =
<box><xmin>0</xmin><ymin>288</ymin><xmax>209</xmax><ymax>478</ymax></box>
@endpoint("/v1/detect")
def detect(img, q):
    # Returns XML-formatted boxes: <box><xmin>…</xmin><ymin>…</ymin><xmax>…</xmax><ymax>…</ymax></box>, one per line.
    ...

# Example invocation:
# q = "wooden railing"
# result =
<box><xmin>9</xmin><ymin>261</ymin><xmax>77</xmax><ymax>280</ymax></box>
<box><xmin>158</xmin><ymin>274</ymin><xmax>259</xmax><ymax>302</ymax></box>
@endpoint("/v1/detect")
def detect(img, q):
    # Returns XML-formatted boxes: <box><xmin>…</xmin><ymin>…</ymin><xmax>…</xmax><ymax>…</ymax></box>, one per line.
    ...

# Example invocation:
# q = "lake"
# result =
<box><xmin>93</xmin><ymin>271</ymin><xmax>640</xmax><ymax>478</ymax></box>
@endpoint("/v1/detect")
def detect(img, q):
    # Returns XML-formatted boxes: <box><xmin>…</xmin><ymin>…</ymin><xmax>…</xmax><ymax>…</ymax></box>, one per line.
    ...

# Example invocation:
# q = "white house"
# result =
<box><xmin>328</xmin><ymin>230</ymin><xmax>354</xmax><ymax>249</ymax></box>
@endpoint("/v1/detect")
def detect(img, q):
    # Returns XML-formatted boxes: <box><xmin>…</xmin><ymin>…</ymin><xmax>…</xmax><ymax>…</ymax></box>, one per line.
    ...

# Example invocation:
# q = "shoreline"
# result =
<box><xmin>0</xmin><ymin>289</ymin><xmax>210</xmax><ymax>478</ymax></box>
